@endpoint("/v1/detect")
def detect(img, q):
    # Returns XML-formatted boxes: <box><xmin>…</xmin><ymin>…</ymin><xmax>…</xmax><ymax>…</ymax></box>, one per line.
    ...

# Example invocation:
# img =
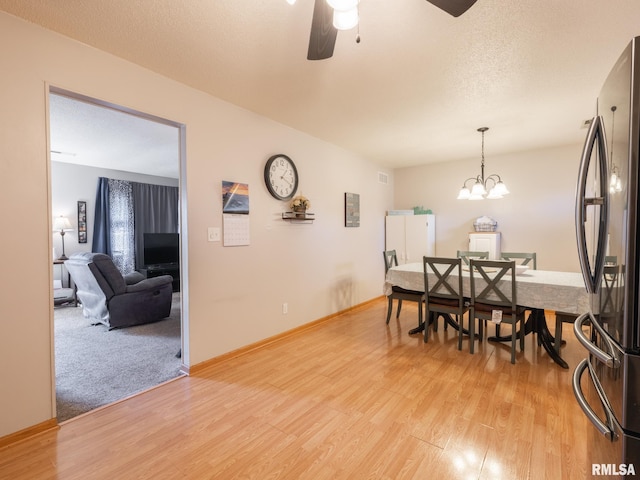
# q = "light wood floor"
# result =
<box><xmin>0</xmin><ymin>299</ymin><xmax>589</xmax><ymax>479</ymax></box>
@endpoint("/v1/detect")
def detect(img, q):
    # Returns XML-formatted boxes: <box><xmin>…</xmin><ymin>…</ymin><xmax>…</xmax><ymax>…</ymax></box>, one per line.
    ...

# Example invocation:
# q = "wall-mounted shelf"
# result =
<box><xmin>282</xmin><ymin>212</ymin><xmax>315</xmax><ymax>223</ymax></box>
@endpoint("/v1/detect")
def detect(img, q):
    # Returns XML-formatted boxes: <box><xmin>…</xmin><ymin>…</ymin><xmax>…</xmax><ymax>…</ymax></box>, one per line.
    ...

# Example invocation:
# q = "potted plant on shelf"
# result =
<box><xmin>291</xmin><ymin>195</ymin><xmax>310</xmax><ymax>217</ymax></box>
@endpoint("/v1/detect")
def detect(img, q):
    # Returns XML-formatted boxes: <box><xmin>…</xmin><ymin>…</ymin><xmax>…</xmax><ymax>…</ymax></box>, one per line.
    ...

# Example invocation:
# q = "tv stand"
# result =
<box><xmin>142</xmin><ymin>264</ymin><xmax>180</xmax><ymax>292</ymax></box>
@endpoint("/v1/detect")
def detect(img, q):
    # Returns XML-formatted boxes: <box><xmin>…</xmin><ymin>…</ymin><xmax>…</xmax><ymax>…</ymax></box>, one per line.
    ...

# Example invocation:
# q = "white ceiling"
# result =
<box><xmin>3</xmin><ymin>0</ymin><xmax>640</xmax><ymax>175</ymax></box>
<box><xmin>49</xmin><ymin>93</ymin><xmax>180</xmax><ymax>179</ymax></box>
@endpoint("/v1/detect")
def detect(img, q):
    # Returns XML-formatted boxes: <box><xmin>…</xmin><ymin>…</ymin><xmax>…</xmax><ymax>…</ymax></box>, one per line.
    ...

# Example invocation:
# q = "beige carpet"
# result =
<box><xmin>54</xmin><ymin>293</ymin><xmax>182</xmax><ymax>422</ymax></box>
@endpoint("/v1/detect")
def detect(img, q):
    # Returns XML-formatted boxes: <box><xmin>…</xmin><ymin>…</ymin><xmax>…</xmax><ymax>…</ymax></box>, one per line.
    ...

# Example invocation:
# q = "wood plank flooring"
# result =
<box><xmin>0</xmin><ymin>299</ymin><xmax>590</xmax><ymax>479</ymax></box>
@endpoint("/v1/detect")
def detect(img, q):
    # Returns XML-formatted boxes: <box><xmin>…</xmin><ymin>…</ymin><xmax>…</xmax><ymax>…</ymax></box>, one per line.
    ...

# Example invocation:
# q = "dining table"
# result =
<box><xmin>384</xmin><ymin>262</ymin><xmax>591</xmax><ymax>369</ymax></box>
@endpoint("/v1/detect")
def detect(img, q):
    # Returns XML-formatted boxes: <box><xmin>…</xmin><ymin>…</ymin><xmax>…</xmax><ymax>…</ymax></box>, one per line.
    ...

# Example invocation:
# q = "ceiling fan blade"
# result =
<box><xmin>426</xmin><ymin>0</ymin><xmax>478</xmax><ymax>17</ymax></box>
<box><xmin>307</xmin><ymin>0</ymin><xmax>338</xmax><ymax>60</ymax></box>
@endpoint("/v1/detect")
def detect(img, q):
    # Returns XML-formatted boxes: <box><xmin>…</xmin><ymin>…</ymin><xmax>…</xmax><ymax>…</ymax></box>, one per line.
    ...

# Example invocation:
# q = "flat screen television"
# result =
<box><xmin>143</xmin><ymin>233</ymin><xmax>179</xmax><ymax>267</ymax></box>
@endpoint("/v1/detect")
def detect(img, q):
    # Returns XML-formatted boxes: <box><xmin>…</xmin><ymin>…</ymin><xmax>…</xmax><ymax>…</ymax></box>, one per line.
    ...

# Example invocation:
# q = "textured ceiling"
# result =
<box><xmin>49</xmin><ymin>93</ymin><xmax>180</xmax><ymax>179</ymax></box>
<box><xmin>3</xmin><ymin>0</ymin><xmax>640</xmax><ymax>174</ymax></box>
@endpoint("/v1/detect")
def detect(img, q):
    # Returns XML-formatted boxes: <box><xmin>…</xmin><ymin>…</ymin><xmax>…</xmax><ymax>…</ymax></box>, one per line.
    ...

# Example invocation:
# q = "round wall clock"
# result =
<box><xmin>264</xmin><ymin>154</ymin><xmax>299</xmax><ymax>201</ymax></box>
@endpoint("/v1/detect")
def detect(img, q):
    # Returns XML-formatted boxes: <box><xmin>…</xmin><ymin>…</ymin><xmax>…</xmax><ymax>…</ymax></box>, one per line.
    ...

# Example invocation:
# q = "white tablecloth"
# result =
<box><xmin>384</xmin><ymin>263</ymin><xmax>591</xmax><ymax>314</ymax></box>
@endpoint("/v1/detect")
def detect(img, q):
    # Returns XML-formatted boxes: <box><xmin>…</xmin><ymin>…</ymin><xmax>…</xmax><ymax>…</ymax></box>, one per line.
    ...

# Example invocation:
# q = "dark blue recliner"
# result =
<box><xmin>65</xmin><ymin>252</ymin><xmax>173</xmax><ymax>329</ymax></box>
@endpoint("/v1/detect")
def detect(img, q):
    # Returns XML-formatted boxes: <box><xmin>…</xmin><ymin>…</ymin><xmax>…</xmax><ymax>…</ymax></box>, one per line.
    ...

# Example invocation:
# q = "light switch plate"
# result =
<box><xmin>208</xmin><ymin>227</ymin><xmax>221</xmax><ymax>242</ymax></box>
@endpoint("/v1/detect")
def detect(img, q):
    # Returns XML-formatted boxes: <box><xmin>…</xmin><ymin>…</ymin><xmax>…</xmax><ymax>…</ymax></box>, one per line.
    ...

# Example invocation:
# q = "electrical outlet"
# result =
<box><xmin>282</xmin><ymin>303</ymin><xmax>288</xmax><ymax>314</ymax></box>
<box><xmin>208</xmin><ymin>227</ymin><xmax>220</xmax><ymax>242</ymax></box>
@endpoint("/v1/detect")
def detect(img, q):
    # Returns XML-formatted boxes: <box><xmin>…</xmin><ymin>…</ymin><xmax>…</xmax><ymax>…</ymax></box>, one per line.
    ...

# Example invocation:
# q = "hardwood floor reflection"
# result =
<box><xmin>0</xmin><ymin>299</ymin><xmax>589</xmax><ymax>479</ymax></box>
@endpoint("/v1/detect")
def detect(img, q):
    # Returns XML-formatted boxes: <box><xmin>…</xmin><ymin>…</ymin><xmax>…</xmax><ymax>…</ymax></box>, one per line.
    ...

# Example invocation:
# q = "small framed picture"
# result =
<box><xmin>345</xmin><ymin>192</ymin><xmax>360</xmax><ymax>227</ymax></box>
<box><xmin>77</xmin><ymin>200</ymin><xmax>87</xmax><ymax>243</ymax></box>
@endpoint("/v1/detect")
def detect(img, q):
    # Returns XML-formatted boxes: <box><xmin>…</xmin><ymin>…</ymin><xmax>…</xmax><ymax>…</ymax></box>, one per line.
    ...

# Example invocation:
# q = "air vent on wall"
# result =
<box><xmin>51</xmin><ymin>150</ymin><xmax>77</xmax><ymax>156</ymax></box>
<box><xmin>378</xmin><ymin>172</ymin><xmax>389</xmax><ymax>185</ymax></box>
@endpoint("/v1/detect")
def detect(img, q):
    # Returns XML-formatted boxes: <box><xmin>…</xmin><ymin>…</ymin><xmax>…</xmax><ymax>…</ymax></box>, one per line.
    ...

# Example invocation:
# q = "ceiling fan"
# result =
<box><xmin>307</xmin><ymin>0</ymin><xmax>478</xmax><ymax>60</ymax></box>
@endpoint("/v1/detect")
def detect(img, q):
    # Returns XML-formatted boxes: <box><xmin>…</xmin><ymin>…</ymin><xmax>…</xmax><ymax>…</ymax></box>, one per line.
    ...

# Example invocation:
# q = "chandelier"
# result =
<box><xmin>457</xmin><ymin>127</ymin><xmax>510</xmax><ymax>200</ymax></box>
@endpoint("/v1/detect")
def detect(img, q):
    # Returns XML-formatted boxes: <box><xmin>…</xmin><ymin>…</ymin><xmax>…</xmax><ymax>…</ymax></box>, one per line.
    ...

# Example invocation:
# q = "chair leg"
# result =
<box><xmin>554</xmin><ymin>317</ymin><xmax>562</xmax><ymax>354</ymax></box>
<box><xmin>511</xmin><ymin>322</ymin><xmax>517</xmax><ymax>364</ymax></box>
<box><xmin>469</xmin><ymin>311</ymin><xmax>475</xmax><ymax>354</ymax></box>
<box><xmin>520</xmin><ymin>319</ymin><xmax>525</xmax><ymax>352</ymax></box>
<box><xmin>457</xmin><ymin>314</ymin><xmax>463</xmax><ymax>351</ymax></box>
<box><xmin>386</xmin><ymin>297</ymin><xmax>393</xmax><ymax>324</ymax></box>
<box><xmin>424</xmin><ymin>310</ymin><xmax>430</xmax><ymax>343</ymax></box>
<box><xmin>396</xmin><ymin>299</ymin><xmax>403</xmax><ymax>318</ymax></box>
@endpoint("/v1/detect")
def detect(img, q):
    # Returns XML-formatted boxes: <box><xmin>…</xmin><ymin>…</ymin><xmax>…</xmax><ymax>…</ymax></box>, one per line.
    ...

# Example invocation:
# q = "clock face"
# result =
<box><xmin>264</xmin><ymin>154</ymin><xmax>299</xmax><ymax>200</ymax></box>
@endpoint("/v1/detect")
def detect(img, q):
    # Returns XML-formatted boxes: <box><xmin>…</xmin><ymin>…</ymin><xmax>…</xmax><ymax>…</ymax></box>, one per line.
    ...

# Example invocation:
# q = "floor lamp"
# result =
<box><xmin>53</xmin><ymin>216</ymin><xmax>73</xmax><ymax>260</ymax></box>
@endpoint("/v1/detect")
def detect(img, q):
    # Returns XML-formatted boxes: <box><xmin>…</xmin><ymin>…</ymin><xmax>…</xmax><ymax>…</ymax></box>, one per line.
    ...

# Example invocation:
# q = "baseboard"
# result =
<box><xmin>187</xmin><ymin>296</ymin><xmax>384</xmax><ymax>375</ymax></box>
<box><xmin>0</xmin><ymin>419</ymin><xmax>58</xmax><ymax>450</ymax></box>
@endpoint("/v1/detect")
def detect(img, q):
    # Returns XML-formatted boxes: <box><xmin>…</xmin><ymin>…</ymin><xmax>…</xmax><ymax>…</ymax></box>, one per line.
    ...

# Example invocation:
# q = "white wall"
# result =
<box><xmin>0</xmin><ymin>13</ymin><xmax>393</xmax><ymax>438</ymax></box>
<box><xmin>393</xmin><ymin>144</ymin><xmax>583</xmax><ymax>272</ymax></box>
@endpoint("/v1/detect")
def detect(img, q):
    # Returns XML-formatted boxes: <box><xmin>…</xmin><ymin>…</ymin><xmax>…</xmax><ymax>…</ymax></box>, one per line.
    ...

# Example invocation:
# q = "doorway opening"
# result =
<box><xmin>48</xmin><ymin>87</ymin><xmax>187</xmax><ymax>422</ymax></box>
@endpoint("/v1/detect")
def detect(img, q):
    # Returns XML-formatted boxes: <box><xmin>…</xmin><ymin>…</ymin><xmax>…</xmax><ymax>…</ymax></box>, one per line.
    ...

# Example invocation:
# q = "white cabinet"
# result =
<box><xmin>469</xmin><ymin>232</ymin><xmax>501</xmax><ymax>260</ymax></box>
<box><xmin>385</xmin><ymin>214</ymin><xmax>436</xmax><ymax>264</ymax></box>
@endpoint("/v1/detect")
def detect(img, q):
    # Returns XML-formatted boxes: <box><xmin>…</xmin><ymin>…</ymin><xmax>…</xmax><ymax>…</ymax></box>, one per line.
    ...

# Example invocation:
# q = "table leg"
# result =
<box><xmin>488</xmin><ymin>309</ymin><xmax>568</xmax><ymax>369</ymax></box>
<box><xmin>537</xmin><ymin>313</ymin><xmax>568</xmax><ymax>368</ymax></box>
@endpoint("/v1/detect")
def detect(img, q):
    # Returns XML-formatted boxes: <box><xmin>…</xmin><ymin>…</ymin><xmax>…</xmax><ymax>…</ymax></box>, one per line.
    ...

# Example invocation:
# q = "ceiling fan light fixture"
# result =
<box><xmin>327</xmin><ymin>0</ymin><xmax>359</xmax><ymax>10</ymax></box>
<box><xmin>332</xmin><ymin>7</ymin><xmax>358</xmax><ymax>30</ymax></box>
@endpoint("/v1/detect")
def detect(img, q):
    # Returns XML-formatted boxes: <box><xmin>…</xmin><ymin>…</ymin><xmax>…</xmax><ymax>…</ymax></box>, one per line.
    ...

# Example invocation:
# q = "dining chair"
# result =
<box><xmin>498</xmin><ymin>252</ymin><xmax>537</xmax><ymax>337</ymax></box>
<box><xmin>469</xmin><ymin>259</ymin><xmax>526</xmax><ymax>364</ymax></box>
<box><xmin>383</xmin><ymin>250</ymin><xmax>425</xmax><ymax>329</ymax></box>
<box><xmin>423</xmin><ymin>256</ymin><xmax>469</xmax><ymax>348</ymax></box>
<box><xmin>553</xmin><ymin>264</ymin><xmax>620</xmax><ymax>354</ymax></box>
<box><xmin>500</xmin><ymin>252</ymin><xmax>537</xmax><ymax>270</ymax></box>
<box><xmin>457</xmin><ymin>250</ymin><xmax>489</xmax><ymax>266</ymax></box>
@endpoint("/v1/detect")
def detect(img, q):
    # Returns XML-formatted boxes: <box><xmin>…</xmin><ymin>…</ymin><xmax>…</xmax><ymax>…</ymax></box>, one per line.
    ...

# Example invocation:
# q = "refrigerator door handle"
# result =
<box><xmin>572</xmin><ymin>358</ymin><xmax>618</xmax><ymax>440</ymax></box>
<box><xmin>575</xmin><ymin>115</ymin><xmax>610</xmax><ymax>293</ymax></box>
<box><xmin>573</xmin><ymin>312</ymin><xmax>620</xmax><ymax>368</ymax></box>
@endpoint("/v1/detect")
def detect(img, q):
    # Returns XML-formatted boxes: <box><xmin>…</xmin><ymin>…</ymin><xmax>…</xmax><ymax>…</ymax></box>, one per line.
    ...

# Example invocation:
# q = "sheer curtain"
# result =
<box><xmin>92</xmin><ymin>177</ymin><xmax>179</xmax><ymax>274</ymax></box>
<box><xmin>109</xmin><ymin>180</ymin><xmax>135</xmax><ymax>273</ymax></box>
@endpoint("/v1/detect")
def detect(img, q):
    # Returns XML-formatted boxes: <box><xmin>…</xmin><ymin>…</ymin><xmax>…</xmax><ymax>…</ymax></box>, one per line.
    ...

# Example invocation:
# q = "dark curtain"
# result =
<box><xmin>91</xmin><ymin>177</ymin><xmax>179</xmax><ymax>271</ymax></box>
<box><xmin>91</xmin><ymin>177</ymin><xmax>111</xmax><ymax>255</ymax></box>
<box><xmin>132</xmin><ymin>182</ymin><xmax>179</xmax><ymax>270</ymax></box>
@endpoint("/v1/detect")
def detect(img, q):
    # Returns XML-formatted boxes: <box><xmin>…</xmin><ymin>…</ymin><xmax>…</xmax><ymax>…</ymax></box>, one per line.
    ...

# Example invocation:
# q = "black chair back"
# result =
<box><xmin>383</xmin><ymin>250</ymin><xmax>399</xmax><ymax>273</ymax></box>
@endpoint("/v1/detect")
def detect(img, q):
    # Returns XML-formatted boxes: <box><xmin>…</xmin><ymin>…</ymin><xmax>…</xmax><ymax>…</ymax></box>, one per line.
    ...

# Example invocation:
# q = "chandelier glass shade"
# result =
<box><xmin>457</xmin><ymin>127</ymin><xmax>509</xmax><ymax>200</ymax></box>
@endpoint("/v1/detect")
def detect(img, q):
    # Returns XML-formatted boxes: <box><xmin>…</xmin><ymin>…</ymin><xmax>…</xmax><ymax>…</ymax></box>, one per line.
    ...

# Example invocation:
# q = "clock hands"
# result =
<box><xmin>280</xmin><ymin>175</ymin><xmax>293</xmax><ymax>187</ymax></box>
<box><xmin>279</xmin><ymin>167</ymin><xmax>293</xmax><ymax>186</ymax></box>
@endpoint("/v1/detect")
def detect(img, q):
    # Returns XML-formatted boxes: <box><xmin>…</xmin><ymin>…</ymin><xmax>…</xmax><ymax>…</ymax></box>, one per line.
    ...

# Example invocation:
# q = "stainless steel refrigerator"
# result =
<box><xmin>573</xmin><ymin>37</ymin><xmax>640</xmax><ymax>473</ymax></box>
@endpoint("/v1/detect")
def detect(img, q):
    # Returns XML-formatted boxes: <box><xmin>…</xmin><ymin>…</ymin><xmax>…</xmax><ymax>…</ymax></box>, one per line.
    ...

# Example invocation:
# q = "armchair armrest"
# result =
<box><xmin>125</xmin><ymin>275</ymin><xmax>173</xmax><ymax>293</ymax></box>
<box><xmin>124</xmin><ymin>271</ymin><xmax>146</xmax><ymax>285</ymax></box>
